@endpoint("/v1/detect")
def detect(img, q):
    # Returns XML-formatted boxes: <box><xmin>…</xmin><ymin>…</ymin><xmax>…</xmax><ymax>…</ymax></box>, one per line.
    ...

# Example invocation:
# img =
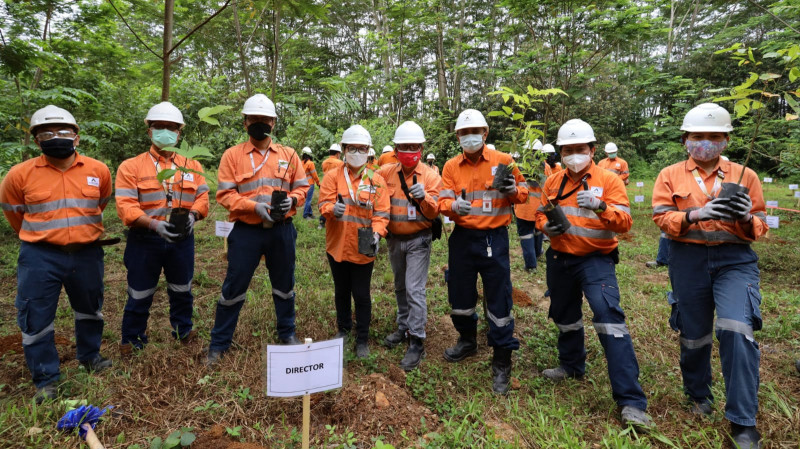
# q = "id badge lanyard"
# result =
<box><xmin>149</xmin><ymin>152</ymin><xmax>177</xmax><ymax>207</ymax></box>
<box><xmin>343</xmin><ymin>165</ymin><xmax>369</xmax><ymax>207</ymax></box>
<box><xmin>691</xmin><ymin>168</ymin><xmax>724</xmax><ymax>200</ymax></box>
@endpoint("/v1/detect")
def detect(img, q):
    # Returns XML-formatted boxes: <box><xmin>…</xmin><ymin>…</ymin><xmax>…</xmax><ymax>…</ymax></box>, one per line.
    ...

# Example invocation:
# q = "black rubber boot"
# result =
<box><xmin>491</xmin><ymin>347</ymin><xmax>513</xmax><ymax>395</ymax></box>
<box><xmin>400</xmin><ymin>336</ymin><xmax>426</xmax><ymax>371</ymax></box>
<box><xmin>443</xmin><ymin>330</ymin><xmax>478</xmax><ymax>362</ymax></box>
<box><xmin>383</xmin><ymin>329</ymin><xmax>408</xmax><ymax>348</ymax></box>
<box><xmin>730</xmin><ymin>423</ymin><xmax>761</xmax><ymax>449</ymax></box>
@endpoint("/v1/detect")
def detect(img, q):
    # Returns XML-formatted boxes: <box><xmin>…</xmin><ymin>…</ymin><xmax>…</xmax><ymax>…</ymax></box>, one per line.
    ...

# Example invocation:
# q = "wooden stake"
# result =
<box><xmin>302</xmin><ymin>337</ymin><xmax>312</xmax><ymax>449</ymax></box>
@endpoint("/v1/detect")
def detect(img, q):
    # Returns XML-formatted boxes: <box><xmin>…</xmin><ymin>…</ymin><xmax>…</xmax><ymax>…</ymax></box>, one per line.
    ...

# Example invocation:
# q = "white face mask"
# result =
<box><xmin>607</xmin><ymin>152</ymin><xmax>617</xmax><ymax>159</ymax></box>
<box><xmin>346</xmin><ymin>152</ymin><xmax>368</xmax><ymax>169</ymax></box>
<box><xmin>459</xmin><ymin>134</ymin><xmax>484</xmax><ymax>153</ymax></box>
<box><xmin>562</xmin><ymin>153</ymin><xmax>591</xmax><ymax>173</ymax></box>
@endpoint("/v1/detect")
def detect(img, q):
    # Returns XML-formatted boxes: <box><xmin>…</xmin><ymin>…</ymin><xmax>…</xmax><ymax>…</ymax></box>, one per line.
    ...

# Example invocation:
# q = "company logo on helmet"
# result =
<box><xmin>569</xmin><ymin>132</ymin><xmax>576</xmax><ymax>136</ymax></box>
<box><xmin>705</xmin><ymin>113</ymin><xmax>714</xmax><ymax>119</ymax></box>
<box><xmin>46</xmin><ymin>117</ymin><xmax>64</xmax><ymax>121</ymax></box>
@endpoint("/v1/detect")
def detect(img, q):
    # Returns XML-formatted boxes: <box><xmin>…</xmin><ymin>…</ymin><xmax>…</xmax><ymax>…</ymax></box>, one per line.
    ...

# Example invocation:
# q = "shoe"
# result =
<box><xmin>383</xmin><ymin>329</ymin><xmax>408</xmax><ymax>349</ymax></box>
<box><xmin>400</xmin><ymin>336</ymin><xmax>426</xmax><ymax>371</ymax></box>
<box><xmin>80</xmin><ymin>355</ymin><xmax>112</xmax><ymax>373</ymax></box>
<box><xmin>645</xmin><ymin>261</ymin><xmax>666</xmax><ymax>268</ymax></box>
<box><xmin>280</xmin><ymin>334</ymin><xmax>302</xmax><ymax>345</ymax></box>
<box><xmin>334</xmin><ymin>329</ymin><xmax>350</xmax><ymax>342</ymax></box>
<box><xmin>443</xmin><ymin>330</ymin><xmax>478</xmax><ymax>362</ymax></box>
<box><xmin>620</xmin><ymin>405</ymin><xmax>654</xmax><ymax>429</ymax></box>
<box><xmin>491</xmin><ymin>347</ymin><xmax>513</xmax><ymax>395</ymax></box>
<box><xmin>730</xmin><ymin>423</ymin><xmax>761</xmax><ymax>449</ymax></box>
<box><xmin>205</xmin><ymin>349</ymin><xmax>223</xmax><ymax>368</ymax></box>
<box><xmin>525</xmin><ymin>267</ymin><xmax>536</xmax><ymax>273</ymax></box>
<box><xmin>33</xmin><ymin>383</ymin><xmax>57</xmax><ymax>404</ymax></box>
<box><xmin>690</xmin><ymin>400</ymin><xmax>713</xmax><ymax>417</ymax></box>
<box><xmin>179</xmin><ymin>330</ymin><xmax>197</xmax><ymax>345</ymax></box>
<box><xmin>544</xmin><ymin>289</ymin><xmax>551</xmax><ymax>298</ymax></box>
<box><xmin>795</xmin><ymin>359</ymin><xmax>800</xmax><ymax>374</ymax></box>
<box><xmin>317</xmin><ymin>224</ymin><xmax>325</xmax><ymax>229</ymax></box>
<box><xmin>355</xmin><ymin>342</ymin><xmax>370</xmax><ymax>359</ymax></box>
<box><xmin>119</xmin><ymin>343</ymin><xmax>134</xmax><ymax>357</ymax></box>
<box><xmin>541</xmin><ymin>366</ymin><xmax>582</xmax><ymax>382</ymax></box>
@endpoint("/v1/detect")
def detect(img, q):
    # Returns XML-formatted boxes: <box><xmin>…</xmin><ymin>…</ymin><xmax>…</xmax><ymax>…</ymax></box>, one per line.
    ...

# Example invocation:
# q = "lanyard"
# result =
<box><xmin>690</xmin><ymin>168</ymin><xmax>724</xmax><ymax>199</ymax></box>
<box><xmin>554</xmin><ymin>173</ymin><xmax>589</xmax><ymax>202</ymax></box>
<box><xmin>149</xmin><ymin>151</ymin><xmax>176</xmax><ymax>207</ymax></box>
<box><xmin>249</xmin><ymin>149</ymin><xmax>270</xmax><ymax>177</ymax></box>
<box><xmin>343</xmin><ymin>165</ymin><xmax>369</xmax><ymax>206</ymax></box>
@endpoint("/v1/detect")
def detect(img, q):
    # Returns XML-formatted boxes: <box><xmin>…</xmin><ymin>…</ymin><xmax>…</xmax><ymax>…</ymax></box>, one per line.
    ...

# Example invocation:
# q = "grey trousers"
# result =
<box><xmin>387</xmin><ymin>230</ymin><xmax>432</xmax><ymax>339</ymax></box>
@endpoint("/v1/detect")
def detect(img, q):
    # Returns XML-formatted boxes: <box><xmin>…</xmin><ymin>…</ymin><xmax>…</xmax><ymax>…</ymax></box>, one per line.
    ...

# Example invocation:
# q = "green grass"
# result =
<box><xmin>0</xmin><ymin>179</ymin><xmax>798</xmax><ymax>448</ymax></box>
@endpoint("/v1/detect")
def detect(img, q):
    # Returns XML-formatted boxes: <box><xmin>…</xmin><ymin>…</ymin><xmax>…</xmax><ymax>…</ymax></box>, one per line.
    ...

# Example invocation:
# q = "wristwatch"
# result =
<box><xmin>594</xmin><ymin>202</ymin><xmax>607</xmax><ymax>215</ymax></box>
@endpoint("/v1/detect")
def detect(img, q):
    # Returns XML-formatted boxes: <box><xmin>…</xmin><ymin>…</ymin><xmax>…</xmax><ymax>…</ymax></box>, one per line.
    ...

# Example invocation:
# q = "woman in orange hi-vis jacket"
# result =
<box><xmin>319</xmin><ymin>125</ymin><xmax>390</xmax><ymax>359</ymax></box>
<box><xmin>652</xmin><ymin>103</ymin><xmax>767</xmax><ymax>449</ymax></box>
<box><xmin>301</xmin><ymin>147</ymin><xmax>320</xmax><ymax>219</ymax></box>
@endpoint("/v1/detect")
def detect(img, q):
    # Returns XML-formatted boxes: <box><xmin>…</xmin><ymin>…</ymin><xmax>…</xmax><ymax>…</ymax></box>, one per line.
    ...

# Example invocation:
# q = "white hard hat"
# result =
<box><xmin>721</xmin><ymin>155</ymin><xmax>730</xmax><ymax>161</ymax></box>
<box><xmin>542</xmin><ymin>144</ymin><xmax>556</xmax><ymax>154</ymax></box>
<box><xmin>145</xmin><ymin>102</ymin><xmax>185</xmax><ymax>128</ymax></box>
<box><xmin>524</xmin><ymin>139</ymin><xmax>543</xmax><ymax>150</ymax></box>
<box><xmin>341</xmin><ymin>124</ymin><xmax>372</xmax><ymax>146</ymax></box>
<box><xmin>680</xmin><ymin>103</ymin><xmax>733</xmax><ymax>133</ymax></box>
<box><xmin>368</xmin><ymin>148</ymin><xmax>376</xmax><ymax>157</ymax></box>
<box><xmin>382</xmin><ymin>145</ymin><xmax>393</xmax><ymax>153</ymax></box>
<box><xmin>512</xmin><ymin>152</ymin><xmax>520</xmax><ymax>158</ymax></box>
<box><xmin>486</xmin><ymin>143</ymin><xmax>496</xmax><ymax>150</ymax></box>
<box><xmin>604</xmin><ymin>142</ymin><xmax>618</xmax><ymax>153</ymax></box>
<box><xmin>329</xmin><ymin>143</ymin><xmax>341</xmax><ymax>153</ymax></box>
<box><xmin>241</xmin><ymin>93</ymin><xmax>277</xmax><ymax>117</ymax></box>
<box><xmin>556</xmin><ymin>119</ymin><xmax>596</xmax><ymax>146</ymax></box>
<box><xmin>30</xmin><ymin>105</ymin><xmax>80</xmax><ymax>133</ymax></box>
<box><xmin>454</xmin><ymin>109</ymin><xmax>488</xmax><ymax>132</ymax></box>
<box><xmin>426</xmin><ymin>153</ymin><xmax>435</xmax><ymax>160</ymax></box>
<box><xmin>393</xmin><ymin>121</ymin><xmax>426</xmax><ymax>144</ymax></box>
<box><xmin>302</xmin><ymin>147</ymin><xmax>312</xmax><ymax>155</ymax></box>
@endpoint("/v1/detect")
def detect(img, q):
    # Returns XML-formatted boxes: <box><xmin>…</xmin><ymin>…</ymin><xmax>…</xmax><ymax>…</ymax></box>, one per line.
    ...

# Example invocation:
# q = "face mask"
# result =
<box><xmin>346</xmin><ymin>152</ymin><xmax>368</xmax><ymax>169</ymax></box>
<box><xmin>546</xmin><ymin>154</ymin><xmax>558</xmax><ymax>166</ymax></box>
<box><xmin>459</xmin><ymin>134</ymin><xmax>484</xmax><ymax>153</ymax></box>
<box><xmin>686</xmin><ymin>139</ymin><xmax>726</xmax><ymax>162</ymax></box>
<box><xmin>397</xmin><ymin>151</ymin><xmax>421</xmax><ymax>168</ymax></box>
<box><xmin>562</xmin><ymin>153</ymin><xmax>591</xmax><ymax>173</ymax></box>
<box><xmin>151</xmin><ymin>129</ymin><xmax>179</xmax><ymax>149</ymax></box>
<box><xmin>40</xmin><ymin>138</ymin><xmax>76</xmax><ymax>159</ymax></box>
<box><xmin>247</xmin><ymin>122</ymin><xmax>272</xmax><ymax>141</ymax></box>
<box><xmin>607</xmin><ymin>153</ymin><xmax>617</xmax><ymax>159</ymax></box>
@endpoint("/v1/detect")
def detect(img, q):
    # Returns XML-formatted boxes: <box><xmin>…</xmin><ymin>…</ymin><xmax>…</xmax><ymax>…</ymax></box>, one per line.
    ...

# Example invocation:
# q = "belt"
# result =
<box><xmin>388</xmin><ymin>228</ymin><xmax>431</xmax><ymax>241</ymax></box>
<box><xmin>239</xmin><ymin>217</ymin><xmax>293</xmax><ymax>229</ymax></box>
<box><xmin>34</xmin><ymin>238</ymin><xmax>121</xmax><ymax>253</ymax></box>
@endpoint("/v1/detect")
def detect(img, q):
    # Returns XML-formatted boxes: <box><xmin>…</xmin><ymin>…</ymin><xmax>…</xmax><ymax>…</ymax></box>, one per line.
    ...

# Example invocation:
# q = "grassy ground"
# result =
<box><xmin>0</xmin><ymin>179</ymin><xmax>798</xmax><ymax>448</ymax></box>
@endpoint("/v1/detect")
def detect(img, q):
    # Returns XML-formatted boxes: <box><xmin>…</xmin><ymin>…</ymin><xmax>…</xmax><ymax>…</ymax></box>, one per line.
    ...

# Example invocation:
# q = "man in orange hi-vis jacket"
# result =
<box><xmin>206</xmin><ymin>94</ymin><xmax>310</xmax><ymax>367</ymax></box>
<box><xmin>318</xmin><ymin>143</ymin><xmax>343</xmax><ymax>229</ymax></box>
<box><xmin>301</xmin><ymin>146</ymin><xmax>320</xmax><ymax>219</ymax></box>
<box><xmin>319</xmin><ymin>125</ymin><xmax>390</xmax><ymax>359</ymax></box>
<box><xmin>514</xmin><ymin>140</ymin><xmax>553</xmax><ymax>272</ymax></box>
<box><xmin>437</xmin><ymin>109</ymin><xmax>528</xmax><ymax>395</ymax></box>
<box><xmin>535</xmin><ymin>119</ymin><xmax>652</xmax><ymax>430</ymax></box>
<box><xmin>115</xmin><ymin>101</ymin><xmax>210</xmax><ymax>355</ymax></box>
<box><xmin>378</xmin><ymin>145</ymin><xmax>399</xmax><ymax>166</ymax></box>
<box><xmin>377</xmin><ymin>121</ymin><xmax>442</xmax><ymax>371</ymax></box>
<box><xmin>597</xmin><ymin>142</ymin><xmax>630</xmax><ymax>185</ymax></box>
<box><xmin>652</xmin><ymin>103</ymin><xmax>767</xmax><ymax>449</ymax></box>
<box><xmin>0</xmin><ymin>105</ymin><xmax>113</xmax><ymax>403</ymax></box>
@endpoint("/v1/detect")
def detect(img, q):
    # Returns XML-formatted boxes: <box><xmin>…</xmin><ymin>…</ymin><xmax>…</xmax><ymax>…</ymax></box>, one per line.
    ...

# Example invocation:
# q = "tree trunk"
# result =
<box><xmin>161</xmin><ymin>0</ymin><xmax>175</xmax><ymax>101</ymax></box>
<box><xmin>435</xmin><ymin>11</ymin><xmax>448</xmax><ymax>110</ymax></box>
<box><xmin>233</xmin><ymin>0</ymin><xmax>252</xmax><ymax>96</ymax></box>
<box><xmin>270</xmin><ymin>0</ymin><xmax>281</xmax><ymax>101</ymax></box>
<box><xmin>452</xmin><ymin>6</ymin><xmax>465</xmax><ymax>112</ymax></box>
<box><xmin>665</xmin><ymin>0</ymin><xmax>675</xmax><ymax>64</ymax></box>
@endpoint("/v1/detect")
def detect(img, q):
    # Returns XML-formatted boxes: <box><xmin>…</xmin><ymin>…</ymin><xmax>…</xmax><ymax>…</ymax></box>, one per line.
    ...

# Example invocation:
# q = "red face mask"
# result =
<box><xmin>397</xmin><ymin>150</ymin><xmax>421</xmax><ymax>168</ymax></box>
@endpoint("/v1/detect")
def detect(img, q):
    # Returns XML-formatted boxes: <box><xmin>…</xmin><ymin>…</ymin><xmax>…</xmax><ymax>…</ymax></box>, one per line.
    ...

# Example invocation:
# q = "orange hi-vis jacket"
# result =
<box><xmin>426</xmin><ymin>163</ymin><xmax>440</xmax><ymax>176</ymax></box>
<box><xmin>438</xmin><ymin>146</ymin><xmax>528</xmax><ymax>230</ymax></box>
<box><xmin>378</xmin><ymin>151</ymin><xmax>399</xmax><ymax>166</ymax></box>
<box><xmin>652</xmin><ymin>158</ymin><xmax>767</xmax><ymax>245</ymax></box>
<box><xmin>515</xmin><ymin>163</ymin><xmax>554</xmax><ymax>221</ymax></box>
<box><xmin>319</xmin><ymin>165</ymin><xmax>390</xmax><ymax>264</ymax></box>
<box><xmin>303</xmin><ymin>159</ymin><xmax>320</xmax><ymax>186</ymax></box>
<box><xmin>367</xmin><ymin>161</ymin><xmax>380</xmax><ymax>172</ymax></box>
<box><xmin>0</xmin><ymin>153</ymin><xmax>111</xmax><ymax>245</ymax></box>
<box><xmin>216</xmin><ymin>141</ymin><xmax>310</xmax><ymax>225</ymax></box>
<box><xmin>322</xmin><ymin>156</ymin><xmax>344</xmax><ymax>174</ymax></box>
<box><xmin>115</xmin><ymin>147</ymin><xmax>210</xmax><ymax>227</ymax></box>
<box><xmin>553</xmin><ymin>162</ymin><xmax>563</xmax><ymax>173</ymax></box>
<box><xmin>534</xmin><ymin>162</ymin><xmax>632</xmax><ymax>256</ymax></box>
<box><xmin>597</xmin><ymin>157</ymin><xmax>630</xmax><ymax>184</ymax></box>
<box><xmin>377</xmin><ymin>162</ymin><xmax>443</xmax><ymax>236</ymax></box>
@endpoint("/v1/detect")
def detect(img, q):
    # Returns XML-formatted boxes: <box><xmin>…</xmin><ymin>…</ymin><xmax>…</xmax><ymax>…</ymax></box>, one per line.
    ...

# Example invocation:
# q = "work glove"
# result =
<box><xmin>688</xmin><ymin>197</ymin><xmax>729</xmax><ymax>223</ymax></box>
<box><xmin>408</xmin><ymin>183</ymin><xmax>426</xmax><ymax>199</ymax></box>
<box><xmin>152</xmin><ymin>220</ymin><xmax>180</xmax><ymax>243</ymax></box>
<box><xmin>725</xmin><ymin>191</ymin><xmax>753</xmax><ymax>222</ymax></box>
<box><xmin>543</xmin><ymin>221</ymin><xmax>566</xmax><ymax>237</ymax></box>
<box><xmin>278</xmin><ymin>197</ymin><xmax>295</xmax><ymax>213</ymax></box>
<box><xmin>576</xmin><ymin>190</ymin><xmax>604</xmax><ymax>210</ymax></box>
<box><xmin>333</xmin><ymin>197</ymin><xmax>346</xmax><ymax>218</ymax></box>
<box><xmin>186</xmin><ymin>212</ymin><xmax>196</xmax><ymax>234</ymax></box>
<box><xmin>255</xmin><ymin>203</ymin><xmax>274</xmax><ymax>223</ymax></box>
<box><xmin>373</xmin><ymin>232</ymin><xmax>381</xmax><ymax>253</ymax></box>
<box><xmin>451</xmin><ymin>197</ymin><xmax>471</xmax><ymax>216</ymax></box>
<box><xmin>498</xmin><ymin>173</ymin><xmax>517</xmax><ymax>195</ymax></box>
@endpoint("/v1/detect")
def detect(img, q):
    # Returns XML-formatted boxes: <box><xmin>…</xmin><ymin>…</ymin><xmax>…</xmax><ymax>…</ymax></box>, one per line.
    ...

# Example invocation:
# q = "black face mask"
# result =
<box><xmin>247</xmin><ymin>122</ymin><xmax>272</xmax><ymax>141</ymax></box>
<box><xmin>40</xmin><ymin>138</ymin><xmax>76</xmax><ymax>159</ymax></box>
<box><xmin>546</xmin><ymin>154</ymin><xmax>558</xmax><ymax>166</ymax></box>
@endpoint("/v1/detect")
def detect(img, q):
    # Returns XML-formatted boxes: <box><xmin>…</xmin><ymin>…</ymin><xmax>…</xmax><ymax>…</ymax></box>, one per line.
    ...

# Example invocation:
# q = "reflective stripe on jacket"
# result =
<box><xmin>597</xmin><ymin>157</ymin><xmax>629</xmax><ymax>184</ymax></box>
<box><xmin>377</xmin><ymin>162</ymin><xmax>442</xmax><ymax>235</ymax></box>
<box><xmin>515</xmin><ymin>163</ymin><xmax>553</xmax><ymax>221</ymax></box>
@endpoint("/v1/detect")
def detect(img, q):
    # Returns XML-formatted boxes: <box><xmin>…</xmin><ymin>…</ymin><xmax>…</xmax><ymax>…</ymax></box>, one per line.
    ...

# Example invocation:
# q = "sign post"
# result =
<box><xmin>302</xmin><ymin>338</ymin><xmax>312</xmax><ymax>449</ymax></box>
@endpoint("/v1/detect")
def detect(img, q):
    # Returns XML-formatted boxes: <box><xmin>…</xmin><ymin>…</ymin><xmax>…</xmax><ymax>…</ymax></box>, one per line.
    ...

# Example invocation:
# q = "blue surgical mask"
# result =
<box><xmin>151</xmin><ymin>129</ymin><xmax>179</xmax><ymax>149</ymax></box>
<box><xmin>459</xmin><ymin>134</ymin><xmax>484</xmax><ymax>153</ymax></box>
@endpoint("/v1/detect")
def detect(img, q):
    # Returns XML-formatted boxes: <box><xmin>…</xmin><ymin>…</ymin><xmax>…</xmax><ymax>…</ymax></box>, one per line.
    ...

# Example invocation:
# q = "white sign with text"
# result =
<box><xmin>634</xmin><ymin>195</ymin><xmax>645</xmax><ymax>203</ymax></box>
<box><xmin>636</xmin><ymin>182</ymin><xmax>644</xmax><ymax>188</ymax></box>
<box><xmin>766</xmin><ymin>201</ymin><xmax>778</xmax><ymax>208</ymax></box>
<box><xmin>266</xmin><ymin>339</ymin><xmax>344</xmax><ymax>397</ymax></box>
<box><xmin>795</xmin><ymin>191</ymin><xmax>800</xmax><ymax>198</ymax></box>
<box><xmin>215</xmin><ymin>221</ymin><xmax>234</xmax><ymax>238</ymax></box>
<box><xmin>790</xmin><ymin>184</ymin><xmax>799</xmax><ymax>190</ymax></box>
<box><xmin>763</xmin><ymin>177</ymin><xmax>773</xmax><ymax>183</ymax></box>
<box><xmin>766</xmin><ymin>216</ymin><xmax>779</xmax><ymax>229</ymax></box>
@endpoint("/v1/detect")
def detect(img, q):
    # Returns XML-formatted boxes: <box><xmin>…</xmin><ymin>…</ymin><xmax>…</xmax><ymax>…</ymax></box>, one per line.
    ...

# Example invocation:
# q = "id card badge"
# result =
<box><xmin>482</xmin><ymin>192</ymin><xmax>492</xmax><ymax>213</ymax></box>
<box><xmin>407</xmin><ymin>204</ymin><xmax>417</xmax><ymax>220</ymax></box>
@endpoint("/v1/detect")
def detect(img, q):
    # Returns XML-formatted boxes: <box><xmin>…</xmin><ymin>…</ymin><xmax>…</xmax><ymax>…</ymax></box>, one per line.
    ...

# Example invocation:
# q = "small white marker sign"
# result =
<box><xmin>443</xmin><ymin>216</ymin><xmax>453</xmax><ymax>224</ymax></box>
<box><xmin>795</xmin><ymin>191</ymin><xmax>800</xmax><ymax>198</ymax></box>
<box><xmin>634</xmin><ymin>195</ymin><xmax>645</xmax><ymax>203</ymax></box>
<box><xmin>789</xmin><ymin>184</ymin><xmax>799</xmax><ymax>190</ymax></box>
<box><xmin>766</xmin><ymin>201</ymin><xmax>778</xmax><ymax>208</ymax></box>
<box><xmin>636</xmin><ymin>182</ymin><xmax>644</xmax><ymax>188</ymax></box>
<box><xmin>763</xmin><ymin>177</ymin><xmax>773</xmax><ymax>183</ymax></box>
<box><xmin>266</xmin><ymin>339</ymin><xmax>344</xmax><ymax>397</ymax></box>
<box><xmin>766</xmin><ymin>216</ymin><xmax>779</xmax><ymax>229</ymax></box>
<box><xmin>215</xmin><ymin>221</ymin><xmax>234</xmax><ymax>238</ymax></box>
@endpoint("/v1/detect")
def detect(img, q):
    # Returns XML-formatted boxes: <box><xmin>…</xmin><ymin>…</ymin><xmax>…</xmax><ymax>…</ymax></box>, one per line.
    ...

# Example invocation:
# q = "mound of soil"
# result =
<box><xmin>512</xmin><ymin>288</ymin><xmax>533</xmax><ymax>307</ymax></box>
<box><xmin>191</xmin><ymin>425</ymin><xmax>268</xmax><ymax>449</ymax></box>
<box><xmin>0</xmin><ymin>333</ymin><xmax>72</xmax><ymax>355</ymax></box>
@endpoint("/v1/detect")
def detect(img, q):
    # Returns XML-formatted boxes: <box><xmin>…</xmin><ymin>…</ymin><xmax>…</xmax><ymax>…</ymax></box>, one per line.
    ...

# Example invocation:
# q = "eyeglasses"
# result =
<box><xmin>346</xmin><ymin>146</ymin><xmax>370</xmax><ymax>154</ymax></box>
<box><xmin>150</xmin><ymin>124</ymin><xmax>181</xmax><ymax>132</ymax></box>
<box><xmin>396</xmin><ymin>146</ymin><xmax>422</xmax><ymax>153</ymax></box>
<box><xmin>36</xmin><ymin>130</ymin><xmax>77</xmax><ymax>141</ymax></box>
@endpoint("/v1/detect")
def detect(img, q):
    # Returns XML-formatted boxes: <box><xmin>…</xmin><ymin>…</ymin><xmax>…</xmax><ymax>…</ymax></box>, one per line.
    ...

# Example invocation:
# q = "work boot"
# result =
<box><xmin>689</xmin><ymin>400</ymin><xmax>713</xmax><ymax>417</ymax></box>
<box><xmin>355</xmin><ymin>342</ymin><xmax>370</xmax><ymax>359</ymax></box>
<box><xmin>400</xmin><ymin>336</ymin><xmax>425</xmax><ymax>371</ymax></box>
<box><xmin>80</xmin><ymin>355</ymin><xmax>112</xmax><ymax>373</ymax></box>
<box><xmin>620</xmin><ymin>406</ymin><xmax>654</xmax><ymax>429</ymax></box>
<box><xmin>443</xmin><ymin>330</ymin><xmax>478</xmax><ymax>362</ymax></box>
<box><xmin>383</xmin><ymin>329</ymin><xmax>408</xmax><ymax>348</ymax></box>
<box><xmin>119</xmin><ymin>342</ymin><xmax>134</xmax><ymax>358</ymax></box>
<box><xmin>541</xmin><ymin>366</ymin><xmax>582</xmax><ymax>382</ymax></box>
<box><xmin>280</xmin><ymin>334</ymin><xmax>302</xmax><ymax>345</ymax></box>
<box><xmin>178</xmin><ymin>330</ymin><xmax>197</xmax><ymax>345</ymax></box>
<box><xmin>491</xmin><ymin>347</ymin><xmax>513</xmax><ymax>395</ymax></box>
<box><xmin>33</xmin><ymin>383</ymin><xmax>57</xmax><ymax>404</ymax></box>
<box><xmin>730</xmin><ymin>423</ymin><xmax>761</xmax><ymax>449</ymax></box>
<box><xmin>795</xmin><ymin>359</ymin><xmax>800</xmax><ymax>374</ymax></box>
<box><xmin>645</xmin><ymin>261</ymin><xmax>665</xmax><ymax>268</ymax></box>
<box><xmin>334</xmin><ymin>329</ymin><xmax>350</xmax><ymax>342</ymax></box>
<box><xmin>205</xmin><ymin>349</ymin><xmax>223</xmax><ymax>368</ymax></box>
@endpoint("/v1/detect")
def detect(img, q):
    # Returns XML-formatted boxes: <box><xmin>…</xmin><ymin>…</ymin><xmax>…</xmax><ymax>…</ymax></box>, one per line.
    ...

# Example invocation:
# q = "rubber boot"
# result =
<box><xmin>491</xmin><ymin>347</ymin><xmax>513</xmax><ymax>395</ymax></box>
<box><xmin>400</xmin><ymin>336</ymin><xmax>426</xmax><ymax>371</ymax></box>
<box><xmin>443</xmin><ymin>330</ymin><xmax>477</xmax><ymax>362</ymax></box>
